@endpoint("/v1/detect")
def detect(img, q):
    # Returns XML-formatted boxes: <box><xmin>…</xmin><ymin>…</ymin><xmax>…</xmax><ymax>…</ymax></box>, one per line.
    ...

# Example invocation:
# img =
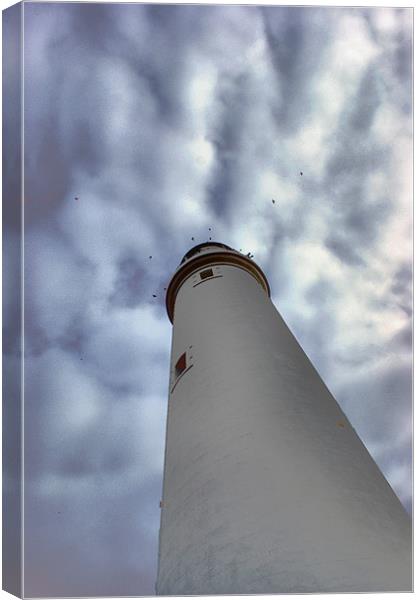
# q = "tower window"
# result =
<box><xmin>175</xmin><ymin>352</ymin><xmax>187</xmax><ymax>378</ymax></box>
<box><xmin>200</xmin><ymin>268</ymin><xmax>214</xmax><ymax>280</ymax></box>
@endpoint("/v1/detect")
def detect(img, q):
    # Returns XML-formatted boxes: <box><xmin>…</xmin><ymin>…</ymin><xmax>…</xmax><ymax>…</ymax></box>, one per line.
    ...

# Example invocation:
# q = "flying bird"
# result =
<box><xmin>153</xmin><ymin>294</ymin><xmax>157</xmax><ymax>298</ymax></box>
<box><xmin>191</xmin><ymin>237</ymin><xmax>194</xmax><ymax>241</ymax></box>
<box><xmin>300</xmin><ymin>172</ymin><xmax>303</xmax><ymax>176</ymax></box>
<box><xmin>149</xmin><ymin>256</ymin><xmax>152</xmax><ymax>259</ymax></box>
<box><xmin>74</xmin><ymin>197</ymin><xmax>79</xmax><ymax>201</ymax></box>
<box><xmin>272</xmin><ymin>199</ymin><xmax>275</xmax><ymax>204</ymax></box>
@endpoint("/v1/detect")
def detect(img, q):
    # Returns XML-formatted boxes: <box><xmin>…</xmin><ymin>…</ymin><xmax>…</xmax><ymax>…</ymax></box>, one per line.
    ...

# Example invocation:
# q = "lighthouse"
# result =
<box><xmin>156</xmin><ymin>242</ymin><xmax>412</xmax><ymax>595</ymax></box>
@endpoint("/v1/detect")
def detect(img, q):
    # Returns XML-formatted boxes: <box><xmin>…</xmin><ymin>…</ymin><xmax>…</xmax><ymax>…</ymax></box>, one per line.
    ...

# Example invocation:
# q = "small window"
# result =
<box><xmin>175</xmin><ymin>352</ymin><xmax>187</xmax><ymax>378</ymax></box>
<box><xmin>200</xmin><ymin>268</ymin><xmax>214</xmax><ymax>280</ymax></box>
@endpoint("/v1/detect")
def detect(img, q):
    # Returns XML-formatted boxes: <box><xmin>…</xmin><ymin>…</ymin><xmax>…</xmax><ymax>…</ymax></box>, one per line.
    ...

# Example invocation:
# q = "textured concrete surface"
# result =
<box><xmin>156</xmin><ymin>245</ymin><xmax>412</xmax><ymax>595</ymax></box>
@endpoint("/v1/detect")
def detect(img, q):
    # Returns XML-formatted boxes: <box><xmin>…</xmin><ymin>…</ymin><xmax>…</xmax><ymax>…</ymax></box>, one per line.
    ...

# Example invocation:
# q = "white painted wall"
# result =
<box><xmin>156</xmin><ymin>246</ymin><xmax>412</xmax><ymax>595</ymax></box>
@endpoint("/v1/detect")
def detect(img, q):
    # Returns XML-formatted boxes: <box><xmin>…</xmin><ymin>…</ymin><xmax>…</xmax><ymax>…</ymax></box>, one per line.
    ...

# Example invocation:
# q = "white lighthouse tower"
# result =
<box><xmin>156</xmin><ymin>242</ymin><xmax>412</xmax><ymax>595</ymax></box>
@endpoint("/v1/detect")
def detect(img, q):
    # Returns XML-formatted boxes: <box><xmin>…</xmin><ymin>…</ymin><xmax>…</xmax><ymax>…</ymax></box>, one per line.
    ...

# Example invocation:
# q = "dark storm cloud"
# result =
<box><xmin>14</xmin><ymin>3</ymin><xmax>412</xmax><ymax>597</ymax></box>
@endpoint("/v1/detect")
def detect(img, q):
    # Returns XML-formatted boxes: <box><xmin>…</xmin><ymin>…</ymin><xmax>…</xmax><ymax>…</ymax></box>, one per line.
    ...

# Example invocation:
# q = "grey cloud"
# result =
<box><xmin>389</xmin><ymin>322</ymin><xmax>412</xmax><ymax>353</ymax></box>
<box><xmin>3</xmin><ymin>3</ymin><xmax>22</xmax><ymax>234</ymax></box>
<box><xmin>324</xmin><ymin>235</ymin><xmax>365</xmax><ymax>266</ymax></box>
<box><xmin>110</xmin><ymin>255</ymin><xmax>155</xmax><ymax>308</ymax></box>
<box><xmin>137</xmin><ymin>5</ymin><xmax>204</xmax><ymax>128</ymax></box>
<box><xmin>304</xmin><ymin>277</ymin><xmax>339</xmax><ymax>307</ymax></box>
<box><xmin>4</xmin><ymin>11</ymin><xmax>25</xmax><ymax>587</ymax></box>
<box><xmin>335</xmin><ymin>359</ymin><xmax>412</xmax><ymax>514</ymax></box>
<box><xmin>337</xmin><ymin>359</ymin><xmax>412</xmax><ymax>448</ymax></box>
<box><xmin>372</xmin><ymin>434</ymin><xmax>412</xmax><ymax>514</ymax></box>
<box><xmin>391</xmin><ymin>262</ymin><xmax>412</xmax><ymax>303</ymax></box>
<box><xmin>24</xmin><ymin>350</ymin><xmax>166</xmax><ymax>486</ymax></box>
<box><xmin>394</xmin><ymin>37</ymin><xmax>412</xmax><ymax>111</ymax></box>
<box><xmin>8</xmin><ymin>3</ymin><xmax>412</xmax><ymax>595</ymax></box>
<box><xmin>259</xmin><ymin>7</ymin><xmax>401</xmax><ymax>269</ymax></box>
<box><xmin>24</xmin><ymin>478</ymin><xmax>162</xmax><ymax>596</ymax></box>
<box><xmin>25</xmin><ymin>115</ymin><xmax>73</xmax><ymax>224</ymax></box>
<box><xmin>369</xmin><ymin>262</ymin><xmax>413</xmax><ymax>322</ymax></box>
<box><xmin>324</xmin><ymin>190</ymin><xmax>389</xmax><ymax>266</ymax></box>
<box><xmin>3</xmin><ymin>233</ymin><xmax>22</xmax><ymax>355</ymax></box>
<box><xmin>206</xmin><ymin>73</ymin><xmax>251</xmax><ymax>219</ymax></box>
<box><xmin>392</xmin><ymin>263</ymin><xmax>412</xmax><ymax>289</ymax></box>
<box><xmin>362</xmin><ymin>8</ymin><xmax>412</xmax><ymax>114</ymax></box>
<box><xmin>286</xmin><ymin>304</ymin><xmax>338</xmax><ymax>384</ymax></box>
<box><xmin>349</xmin><ymin>67</ymin><xmax>382</xmax><ymax>132</ymax></box>
<box><xmin>322</xmin><ymin>91</ymin><xmax>393</xmax><ymax>265</ymax></box>
<box><xmin>23</xmin><ymin>346</ymin><xmax>166</xmax><ymax>595</ymax></box>
<box><xmin>261</xmin><ymin>7</ymin><xmax>333</xmax><ymax>134</ymax></box>
<box><xmin>389</xmin><ymin>264</ymin><xmax>412</xmax><ymax>319</ymax></box>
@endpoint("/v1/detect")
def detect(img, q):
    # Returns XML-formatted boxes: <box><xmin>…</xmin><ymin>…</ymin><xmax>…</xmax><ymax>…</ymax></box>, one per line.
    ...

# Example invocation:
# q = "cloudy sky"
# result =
<box><xmin>4</xmin><ymin>2</ymin><xmax>412</xmax><ymax>597</ymax></box>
